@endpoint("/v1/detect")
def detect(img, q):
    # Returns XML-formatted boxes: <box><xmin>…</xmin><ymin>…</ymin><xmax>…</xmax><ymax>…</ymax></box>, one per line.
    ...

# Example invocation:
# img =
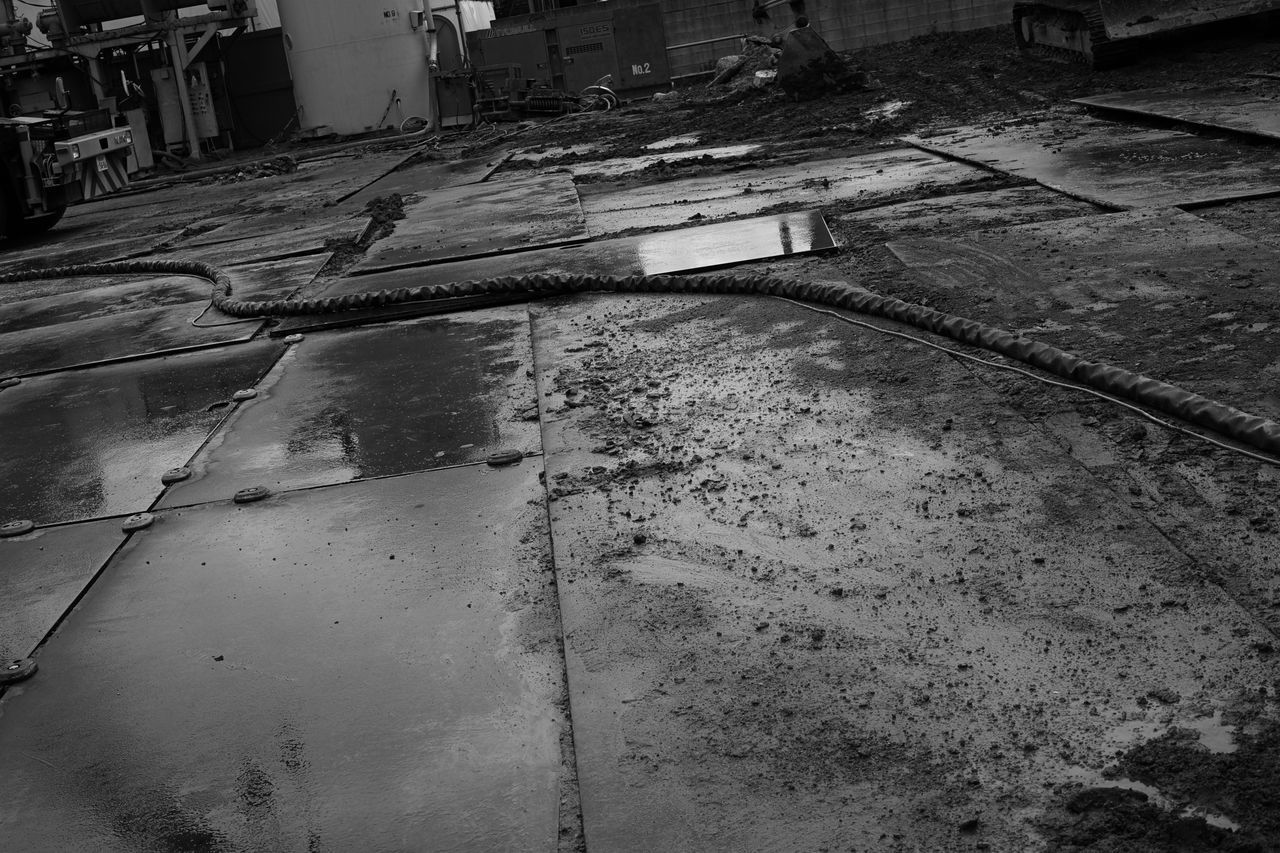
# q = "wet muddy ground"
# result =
<box><xmin>2</xmin><ymin>20</ymin><xmax>1280</xmax><ymax>853</ymax></box>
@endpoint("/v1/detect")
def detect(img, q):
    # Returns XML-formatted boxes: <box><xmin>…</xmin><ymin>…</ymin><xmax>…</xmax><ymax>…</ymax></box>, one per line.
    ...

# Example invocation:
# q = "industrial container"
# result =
<box><xmin>470</xmin><ymin>1</ymin><xmax>670</xmax><ymax>97</ymax></box>
<box><xmin>274</xmin><ymin>0</ymin><xmax>437</xmax><ymax>136</ymax></box>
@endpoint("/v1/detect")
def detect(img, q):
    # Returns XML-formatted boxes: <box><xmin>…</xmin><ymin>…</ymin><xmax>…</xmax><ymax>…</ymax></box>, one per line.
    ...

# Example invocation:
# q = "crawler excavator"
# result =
<box><xmin>1012</xmin><ymin>0</ymin><xmax>1280</xmax><ymax>68</ymax></box>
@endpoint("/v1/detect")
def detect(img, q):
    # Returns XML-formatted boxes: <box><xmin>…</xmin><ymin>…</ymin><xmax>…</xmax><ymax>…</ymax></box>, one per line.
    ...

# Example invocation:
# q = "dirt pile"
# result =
<box><xmin>777</xmin><ymin>21</ymin><xmax>867</xmax><ymax>101</ymax></box>
<box><xmin>708</xmin><ymin>37</ymin><xmax>780</xmax><ymax>93</ymax></box>
<box><xmin>508</xmin><ymin>23</ymin><xmax>1280</xmax><ymax>157</ymax></box>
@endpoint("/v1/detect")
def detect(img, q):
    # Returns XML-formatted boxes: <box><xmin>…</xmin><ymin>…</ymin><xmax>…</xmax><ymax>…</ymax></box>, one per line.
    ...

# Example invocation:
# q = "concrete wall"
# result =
<box><xmin>664</xmin><ymin>0</ymin><xmax>1014</xmax><ymax>78</ymax></box>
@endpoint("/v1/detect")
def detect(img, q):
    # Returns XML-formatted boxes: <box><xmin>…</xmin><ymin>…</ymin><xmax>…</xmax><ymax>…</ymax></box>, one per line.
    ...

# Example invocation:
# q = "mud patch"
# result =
<box><xmin>1041</xmin><ymin>699</ymin><xmax>1280</xmax><ymax>850</ymax></box>
<box><xmin>1115</xmin><ymin>717</ymin><xmax>1280</xmax><ymax>839</ymax></box>
<box><xmin>1038</xmin><ymin>785</ymin><xmax>1251</xmax><ymax>852</ymax></box>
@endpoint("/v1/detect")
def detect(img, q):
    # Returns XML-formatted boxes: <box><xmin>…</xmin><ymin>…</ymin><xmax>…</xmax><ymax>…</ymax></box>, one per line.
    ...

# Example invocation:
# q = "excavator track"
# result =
<box><xmin>1014</xmin><ymin>0</ymin><xmax>1280</xmax><ymax>69</ymax></box>
<box><xmin>1012</xmin><ymin>1</ymin><xmax>1136</xmax><ymax>69</ymax></box>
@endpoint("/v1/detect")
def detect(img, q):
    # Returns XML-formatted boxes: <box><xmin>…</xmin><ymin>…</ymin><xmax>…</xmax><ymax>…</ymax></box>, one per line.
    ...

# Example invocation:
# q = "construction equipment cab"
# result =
<box><xmin>0</xmin><ymin>108</ymin><xmax>133</xmax><ymax>241</ymax></box>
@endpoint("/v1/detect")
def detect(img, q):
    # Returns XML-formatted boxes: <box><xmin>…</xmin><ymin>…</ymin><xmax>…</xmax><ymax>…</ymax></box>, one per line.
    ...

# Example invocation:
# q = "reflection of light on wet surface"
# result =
<box><xmin>509</xmin><ymin>144</ymin><xmax>600</xmax><ymax>162</ymax></box>
<box><xmin>1185</xmin><ymin>710</ymin><xmax>1238</xmax><ymax>754</ymax></box>
<box><xmin>1103</xmin><ymin>712</ymin><xmax>1238</xmax><ymax>755</ymax></box>
<box><xmin>634</xmin><ymin>211</ymin><xmax>827</xmax><ymax>275</ymax></box>
<box><xmin>864</xmin><ymin>100</ymin><xmax>909</xmax><ymax>120</ymax></box>
<box><xmin>644</xmin><ymin>135</ymin><xmax>701</xmax><ymax>150</ymax></box>
<box><xmin>572</xmin><ymin>144</ymin><xmax>762</xmax><ymax>178</ymax></box>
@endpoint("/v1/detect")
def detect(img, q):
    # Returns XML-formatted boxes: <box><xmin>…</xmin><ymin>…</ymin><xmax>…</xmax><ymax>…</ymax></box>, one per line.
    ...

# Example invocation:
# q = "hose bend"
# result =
<box><xmin>3</xmin><ymin>259</ymin><xmax>1278</xmax><ymax>458</ymax></box>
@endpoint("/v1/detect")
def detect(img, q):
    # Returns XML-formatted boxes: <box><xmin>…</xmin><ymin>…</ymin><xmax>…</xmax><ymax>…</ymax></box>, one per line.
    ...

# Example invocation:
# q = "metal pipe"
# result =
<box><xmin>167</xmin><ymin>28</ymin><xmax>203</xmax><ymax>161</ymax></box>
<box><xmin>665</xmin><ymin>33</ymin><xmax>748</xmax><ymax>52</ymax></box>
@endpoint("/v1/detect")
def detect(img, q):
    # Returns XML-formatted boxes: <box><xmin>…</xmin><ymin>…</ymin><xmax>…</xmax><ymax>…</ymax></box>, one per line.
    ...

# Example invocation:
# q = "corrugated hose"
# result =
<box><xmin>3</xmin><ymin>257</ymin><xmax>1278</xmax><ymax>460</ymax></box>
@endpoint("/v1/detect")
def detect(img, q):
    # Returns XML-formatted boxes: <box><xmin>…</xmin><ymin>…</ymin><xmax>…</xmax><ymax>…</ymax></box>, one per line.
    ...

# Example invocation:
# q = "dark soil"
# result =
<box><xmin>507</xmin><ymin>23</ymin><xmax>1280</xmax><ymax>157</ymax></box>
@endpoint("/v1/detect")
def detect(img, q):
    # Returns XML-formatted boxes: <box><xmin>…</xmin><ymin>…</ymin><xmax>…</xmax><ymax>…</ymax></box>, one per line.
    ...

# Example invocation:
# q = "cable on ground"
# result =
<box><xmin>2</xmin><ymin>259</ymin><xmax>1278</xmax><ymax>462</ymax></box>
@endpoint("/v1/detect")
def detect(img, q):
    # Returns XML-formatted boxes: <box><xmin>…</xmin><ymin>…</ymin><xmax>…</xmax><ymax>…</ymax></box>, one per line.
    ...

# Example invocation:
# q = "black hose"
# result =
<box><xmin>3</xmin><ymin>258</ymin><xmax>1278</xmax><ymax>458</ymax></box>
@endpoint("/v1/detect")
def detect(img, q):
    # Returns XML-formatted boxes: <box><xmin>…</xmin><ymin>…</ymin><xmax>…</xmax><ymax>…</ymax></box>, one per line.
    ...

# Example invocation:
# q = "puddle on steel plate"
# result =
<box><xmin>1185</xmin><ymin>710</ymin><xmax>1239</xmax><ymax>754</ymax></box>
<box><xmin>644</xmin><ymin>135</ymin><xmax>701</xmax><ymax>150</ymax></box>
<box><xmin>865</xmin><ymin>100</ymin><xmax>909</xmax><ymax>120</ymax></box>
<box><xmin>633</xmin><ymin>210</ymin><xmax>832</xmax><ymax>275</ymax></box>
<box><xmin>510</xmin><ymin>144</ymin><xmax>600</xmax><ymax>162</ymax></box>
<box><xmin>571</xmin><ymin>144</ymin><xmax>763</xmax><ymax>178</ymax></box>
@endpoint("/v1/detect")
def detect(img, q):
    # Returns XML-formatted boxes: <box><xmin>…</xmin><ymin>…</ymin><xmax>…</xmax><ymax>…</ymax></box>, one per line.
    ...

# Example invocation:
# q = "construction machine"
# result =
<box><xmin>0</xmin><ymin>106</ymin><xmax>134</xmax><ymax>239</ymax></box>
<box><xmin>1</xmin><ymin>1</ymin><xmax>259</xmax><ymax>241</ymax></box>
<box><xmin>1012</xmin><ymin>0</ymin><xmax>1280</xmax><ymax>68</ymax></box>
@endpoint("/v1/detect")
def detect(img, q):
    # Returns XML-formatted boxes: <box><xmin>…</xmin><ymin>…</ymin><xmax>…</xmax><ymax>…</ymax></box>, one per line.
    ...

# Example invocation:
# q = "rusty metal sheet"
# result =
<box><xmin>0</xmin><ymin>340</ymin><xmax>282</xmax><ymax>525</ymax></box>
<box><xmin>352</xmin><ymin>172</ymin><xmax>589</xmax><ymax>274</ymax></box>
<box><xmin>276</xmin><ymin>211</ymin><xmax>836</xmax><ymax>333</ymax></box>
<box><xmin>578</xmin><ymin>148</ymin><xmax>992</xmax><ymax>235</ymax></box>
<box><xmin>158</xmin><ymin>306</ymin><xmax>539</xmax><ymax>506</ymax></box>
<box><xmin>0</xmin><ymin>463</ymin><xmax>564</xmax><ymax>851</ymax></box>
<box><xmin>1074</xmin><ymin>85</ymin><xmax>1280</xmax><ymax>142</ymax></box>
<box><xmin>903</xmin><ymin>117</ymin><xmax>1280</xmax><ymax>209</ymax></box>
<box><xmin>0</xmin><ymin>518</ymin><xmax>124</xmax><ymax>660</ymax></box>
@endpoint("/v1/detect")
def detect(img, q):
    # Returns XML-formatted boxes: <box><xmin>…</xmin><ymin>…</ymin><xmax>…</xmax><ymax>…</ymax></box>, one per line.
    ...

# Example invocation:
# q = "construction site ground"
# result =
<box><xmin>2</xmin><ymin>22</ymin><xmax>1280</xmax><ymax>853</ymax></box>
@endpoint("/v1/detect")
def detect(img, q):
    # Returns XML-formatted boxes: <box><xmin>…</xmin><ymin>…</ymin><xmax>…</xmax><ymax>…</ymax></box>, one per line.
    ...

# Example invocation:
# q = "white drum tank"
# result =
<box><xmin>274</xmin><ymin>0</ymin><xmax>434</xmax><ymax>136</ymax></box>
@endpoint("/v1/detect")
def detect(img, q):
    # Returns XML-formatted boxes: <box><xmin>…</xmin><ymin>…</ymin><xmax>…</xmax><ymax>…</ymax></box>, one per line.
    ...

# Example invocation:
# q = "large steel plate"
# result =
<box><xmin>172</xmin><ymin>213</ymin><xmax>372</xmax><ymax>250</ymax></box>
<box><xmin>887</xmin><ymin>206</ymin><xmax>1280</xmax><ymax>418</ymax></box>
<box><xmin>0</xmin><ymin>518</ymin><xmax>124</xmax><ymax>660</ymax></box>
<box><xmin>0</xmin><ymin>254</ymin><xmax>327</xmax><ymax>337</ymax></box>
<box><xmin>159</xmin><ymin>306</ymin><xmax>539</xmax><ymax>506</ymax></box>
<box><xmin>339</xmin><ymin>153</ymin><xmax>503</xmax><ymax>208</ymax></box>
<box><xmin>837</xmin><ymin>185</ymin><xmax>1100</xmax><ymax>241</ymax></box>
<box><xmin>562</xmin><ymin>144</ymin><xmax>763</xmax><ymax>179</ymax></box>
<box><xmin>0</xmin><ymin>340</ymin><xmax>283</xmax><ymax>524</ymax></box>
<box><xmin>904</xmin><ymin>117</ymin><xmax>1280</xmax><ymax>209</ymax></box>
<box><xmin>276</xmin><ymin>210</ymin><xmax>837</xmax><ymax>333</ymax></box>
<box><xmin>236</xmin><ymin>149</ymin><xmax>417</xmax><ymax>211</ymax></box>
<box><xmin>352</xmin><ymin>172</ymin><xmax>588</xmax><ymax>274</ymax></box>
<box><xmin>1074</xmin><ymin>85</ymin><xmax>1280</xmax><ymax>143</ymax></box>
<box><xmin>527</xmin><ymin>291</ymin><xmax>1275</xmax><ymax>850</ymax></box>
<box><xmin>0</xmin><ymin>302</ymin><xmax>265</xmax><ymax>377</ymax></box>
<box><xmin>578</xmin><ymin>148</ymin><xmax>991</xmax><ymax>235</ymax></box>
<box><xmin>0</xmin><ymin>463</ymin><xmax>564</xmax><ymax>852</ymax></box>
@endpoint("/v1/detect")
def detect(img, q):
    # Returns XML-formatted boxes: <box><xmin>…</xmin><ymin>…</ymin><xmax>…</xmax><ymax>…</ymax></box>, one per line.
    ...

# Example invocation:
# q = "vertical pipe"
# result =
<box><xmin>423</xmin><ymin>8</ymin><xmax>439</xmax><ymax>131</ymax></box>
<box><xmin>87</xmin><ymin>56</ymin><xmax>109</xmax><ymax>104</ymax></box>
<box><xmin>168</xmin><ymin>28</ymin><xmax>203</xmax><ymax>160</ymax></box>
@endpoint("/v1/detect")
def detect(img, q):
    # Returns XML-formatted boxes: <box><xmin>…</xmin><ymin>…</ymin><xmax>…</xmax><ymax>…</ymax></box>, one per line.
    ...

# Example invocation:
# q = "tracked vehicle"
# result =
<box><xmin>1013</xmin><ymin>0</ymin><xmax>1280</xmax><ymax>68</ymax></box>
